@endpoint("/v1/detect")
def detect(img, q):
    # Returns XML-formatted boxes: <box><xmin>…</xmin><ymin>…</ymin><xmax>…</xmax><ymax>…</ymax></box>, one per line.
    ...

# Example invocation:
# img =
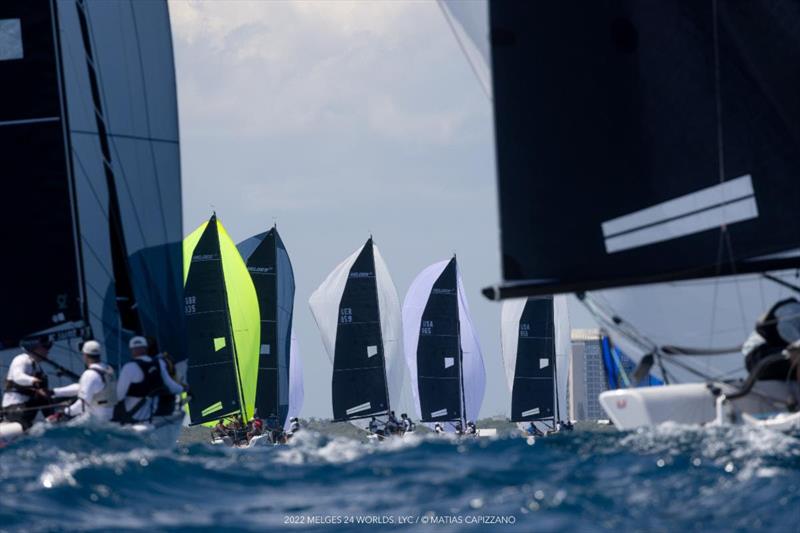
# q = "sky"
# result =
<box><xmin>169</xmin><ymin>0</ymin><xmax>596</xmax><ymax>419</ymax></box>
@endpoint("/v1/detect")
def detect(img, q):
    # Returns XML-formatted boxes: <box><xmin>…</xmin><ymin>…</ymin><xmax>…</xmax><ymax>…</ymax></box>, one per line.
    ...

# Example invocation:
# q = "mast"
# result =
<box><xmin>371</xmin><ymin>238</ymin><xmax>393</xmax><ymax>416</ymax></box>
<box><xmin>455</xmin><ymin>255</ymin><xmax>466</xmax><ymax>427</ymax></box>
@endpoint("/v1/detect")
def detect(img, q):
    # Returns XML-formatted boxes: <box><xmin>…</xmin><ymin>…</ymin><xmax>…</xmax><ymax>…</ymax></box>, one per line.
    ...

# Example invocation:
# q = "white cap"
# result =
<box><xmin>81</xmin><ymin>340</ymin><xmax>102</xmax><ymax>357</ymax></box>
<box><xmin>128</xmin><ymin>336</ymin><xmax>148</xmax><ymax>349</ymax></box>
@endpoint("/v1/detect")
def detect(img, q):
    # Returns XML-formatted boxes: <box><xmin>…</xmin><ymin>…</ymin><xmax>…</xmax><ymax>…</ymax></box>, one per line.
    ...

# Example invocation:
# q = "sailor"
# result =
<box><xmin>386</xmin><ymin>410</ymin><xmax>400</xmax><ymax>435</ymax></box>
<box><xmin>454</xmin><ymin>421</ymin><xmax>463</xmax><ymax>435</ymax></box>
<box><xmin>526</xmin><ymin>422</ymin><xmax>544</xmax><ymax>437</ymax></box>
<box><xmin>401</xmin><ymin>413</ymin><xmax>415</xmax><ymax>433</ymax></box>
<box><xmin>433</xmin><ymin>422</ymin><xmax>445</xmax><ymax>434</ymax></box>
<box><xmin>288</xmin><ymin>417</ymin><xmax>300</xmax><ymax>435</ymax></box>
<box><xmin>743</xmin><ymin>298</ymin><xmax>800</xmax><ymax>381</ymax></box>
<box><xmin>115</xmin><ymin>336</ymin><xmax>184</xmax><ymax>423</ymax></box>
<box><xmin>146</xmin><ymin>336</ymin><xmax>186</xmax><ymax>416</ymax></box>
<box><xmin>368</xmin><ymin>416</ymin><xmax>380</xmax><ymax>434</ymax></box>
<box><xmin>212</xmin><ymin>419</ymin><xmax>228</xmax><ymax>440</ymax></box>
<box><xmin>48</xmin><ymin>340</ymin><xmax>116</xmax><ymax>423</ymax></box>
<box><xmin>465</xmin><ymin>420</ymin><xmax>477</xmax><ymax>436</ymax></box>
<box><xmin>2</xmin><ymin>336</ymin><xmax>55</xmax><ymax>430</ymax></box>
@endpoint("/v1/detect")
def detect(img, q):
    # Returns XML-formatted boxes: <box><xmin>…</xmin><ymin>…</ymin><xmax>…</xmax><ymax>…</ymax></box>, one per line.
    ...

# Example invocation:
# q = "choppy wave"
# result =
<box><xmin>1</xmin><ymin>423</ymin><xmax>798</xmax><ymax>532</ymax></box>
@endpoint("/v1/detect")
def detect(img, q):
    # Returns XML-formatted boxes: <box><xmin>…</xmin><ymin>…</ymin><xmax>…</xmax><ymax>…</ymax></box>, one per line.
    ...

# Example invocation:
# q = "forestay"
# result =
<box><xmin>309</xmin><ymin>238</ymin><xmax>404</xmax><ymax>422</ymax></box>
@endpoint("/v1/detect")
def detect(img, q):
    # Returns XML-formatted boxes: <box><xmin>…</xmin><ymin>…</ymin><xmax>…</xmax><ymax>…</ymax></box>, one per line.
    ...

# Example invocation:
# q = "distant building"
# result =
<box><xmin>569</xmin><ymin>329</ymin><xmax>608</xmax><ymax>421</ymax></box>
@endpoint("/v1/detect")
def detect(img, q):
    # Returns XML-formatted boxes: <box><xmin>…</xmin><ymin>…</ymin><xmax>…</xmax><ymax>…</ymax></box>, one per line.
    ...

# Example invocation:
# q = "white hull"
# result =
<box><xmin>599</xmin><ymin>380</ymin><xmax>797</xmax><ymax>430</ymax></box>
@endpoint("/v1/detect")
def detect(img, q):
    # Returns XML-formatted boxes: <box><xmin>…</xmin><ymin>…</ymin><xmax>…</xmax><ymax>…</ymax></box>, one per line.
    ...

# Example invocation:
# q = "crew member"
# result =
<box><xmin>743</xmin><ymin>298</ymin><xmax>800</xmax><ymax>381</ymax></box>
<box><xmin>368</xmin><ymin>416</ymin><xmax>381</xmax><ymax>435</ymax></box>
<box><xmin>288</xmin><ymin>417</ymin><xmax>300</xmax><ymax>436</ymax></box>
<box><xmin>400</xmin><ymin>413</ymin><xmax>415</xmax><ymax>434</ymax></box>
<box><xmin>2</xmin><ymin>337</ymin><xmax>54</xmax><ymax>429</ymax></box>
<box><xmin>433</xmin><ymin>423</ymin><xmax>445</xmax><ymax>434</ymax></box>
<box><xmin>49</xmin><ymin>340</ymin><xmax>115</xmax><ymax>422</ymax></box>
<box><xmin>115</xmin><ymin>336</ymin><xmax>184</xmax><ymax>423</ymax></box>
<box><xmin>465</xmin><ymin>421</ymin><xmax>477</xmax><ymax>436</ymax></box>
<box><xmin>386</xmin><ymin>410</ymin><xmax>400</xmax><ymax>435</ymax></box>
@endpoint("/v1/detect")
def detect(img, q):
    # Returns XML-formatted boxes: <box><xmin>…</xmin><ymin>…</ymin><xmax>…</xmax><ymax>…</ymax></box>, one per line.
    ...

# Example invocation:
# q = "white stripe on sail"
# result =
<box><xmin>346</xmin><ymin>402</ymin><xmax>372</xmax><ymax>416</ymax></box>
<box><xmin>431</xmin><ymin>408</ymin><xmax>448</xmax><ymax>418</ymax></box>
<box><xmin>522</xmin><ymin>407</ymin><xmax>540</xmax><ymax>417</ymax></box>
<box><xmin>601</xmin><ymin>175</ymin><xmax>757</xmax><ymax>253</ymax></box>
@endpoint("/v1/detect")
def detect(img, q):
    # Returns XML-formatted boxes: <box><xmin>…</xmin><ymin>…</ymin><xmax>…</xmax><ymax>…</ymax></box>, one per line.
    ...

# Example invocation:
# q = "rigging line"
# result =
<box><xmin>762</xmin><ymin>273</ymin><xmax>800</xmax><ymax>295</ymax></box>
<box><xmin>712</xmin><ymin>0</ymin><xmax>725</xmax><ymax>184</ymax></box>
<box><xmin>436</xmin><ymin>0</ymin><xmax>492</xmax><ymax>102</ymax></box>
<box><xmin>71</xmin><ymin>146</ymin><xmax>110</xmax><ymax>221</ymax></box>
<box><xmin>723</xmin><ymin>227</ymin><xmax>750</xmax><ymax>336</ymax></box>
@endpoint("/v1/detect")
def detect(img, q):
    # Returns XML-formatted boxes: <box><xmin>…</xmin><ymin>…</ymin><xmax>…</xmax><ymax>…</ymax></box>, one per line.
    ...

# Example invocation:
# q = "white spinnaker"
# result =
<box><xmin>457</xmin><ymin>268</ymin><xmax>486</xmax><ymax>423</ymax></box>
<box><xmin>553</xmin><ymin>295</ymin><xmax>571</xmax><ymax>419</ymax></box>
<box><xmin>402</xmin><ymin>259</ymin><xmax>485</xmax><ymax>424</ymax></box>
<box><xmin>591</xmin><ymin>271</ymin><xmax>797</xmax><ymax>383</ymax></box>
<box><xmin>309</xmin><ymin>247</ymin><xmax>360</xmax><ymax>368</ymax></box>
<box><xmin>285</xmin><ymin>329</ymin><xmax>303</xmax><ymax>432</ymax></box>
<box><xmin>402</xmin><ymin>260</ymin><xmax>449</xmax><ymax>420</ymax></box>
<box><xmin>500</xmin><ymin>298</ymin><xmax>527</xmax><ymax>393</ymax></box>
<box><xmin>373</xmin><ymin>245</ymin><xmax>406</xmax><ymax>413</ymax></box>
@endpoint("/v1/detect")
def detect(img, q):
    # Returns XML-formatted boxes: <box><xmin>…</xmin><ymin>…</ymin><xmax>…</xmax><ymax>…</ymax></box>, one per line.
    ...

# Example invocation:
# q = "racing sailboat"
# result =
<box><xmin>403</xmin><ymin>257</ymin><xmax>485</xmax><ymax>431</ymax></box>
<box><xmin>309</xmin><ymin>238</ymin><xmax>405</xmax><ymax>429</ymax></box>
<box><xmin>0</xmin><ymin>0</ymin><xmax>184</xmax><ymax>445</ymax></box>
<box><xmin>442</xmin><ymin>1</ymin><xmax>800</xmax><ymax>430</ymax></box>
<box><xmin>500</xmin><ymin>296</ymin><xmax>571</xmax><ymax>433</ymax></box>
<box><xmin>237</xmin><ymin>226</ymin><xmax>303</xmax><ymax>432</ymax></box>
<box><xmin>183</xmin><ymin>215</ymin><xmax>260</xmax><ymax>427</ymax></box>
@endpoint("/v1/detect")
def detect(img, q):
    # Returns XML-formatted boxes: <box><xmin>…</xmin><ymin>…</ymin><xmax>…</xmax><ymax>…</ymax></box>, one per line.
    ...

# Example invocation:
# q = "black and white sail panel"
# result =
<box><xmin>403</xmin><ymin>258</ymin><xmax>485</xmax><ymax>425</ymax></box>
<box><xmin>485</xmin><ymin>2</ymin><xmax>800</xmax><ymax>297</ymax></box>
<box><xmin>309</xmin><ymin>239</ymin><xmax>404</xmax><ymax>421</ymax></box>
<box><xmin>238</xmin><ymin>227</ymin><xmax>296</xmax><ymax>425</ymax></box>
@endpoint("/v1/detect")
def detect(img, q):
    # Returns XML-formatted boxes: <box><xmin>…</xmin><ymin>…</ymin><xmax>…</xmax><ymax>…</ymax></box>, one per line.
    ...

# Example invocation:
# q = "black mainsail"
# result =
<box><xmin>483</xmin><ymin>1</ymin><xmax>800</xmax><ymax>299</ymax></box>
<box><xmin>238</xmin><ymin>227</ymin><xmax>295</xmax><ymax>427</ymax></box>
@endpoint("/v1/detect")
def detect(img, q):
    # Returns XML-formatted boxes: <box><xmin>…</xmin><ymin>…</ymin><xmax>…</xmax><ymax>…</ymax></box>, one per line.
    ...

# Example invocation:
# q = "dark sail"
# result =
<box><xmin>185</xmin><ymin>217</ymin><xmax>241</xmax><ymax>425</ymax></box>
<box><xmin>510</xmin><ymin>298</ymin><xmax>556</xmax><ymax>422</ymax></box>
<box><xmin>0</xmin><ymin>1</ymin><xmax>84</xmax><ymax>348</ymax></box>
<box><xmin>331</xmin><ymin>239</ymin><xmax>390</xmax><ymax>421</ymax></box>
<box><xmin>486</xmin><ymin>1</ymin><xmax>800</xmax><ymax>298</ymax></box>
<box><xmin>417</xmin><ymin>257</ymin><xmax>463</xmax><ymax>423</ymax></box>
<box><xmin>238</xmin><ymin>227</ymin><xmax>295</xmax><ymax>426</ymax></box>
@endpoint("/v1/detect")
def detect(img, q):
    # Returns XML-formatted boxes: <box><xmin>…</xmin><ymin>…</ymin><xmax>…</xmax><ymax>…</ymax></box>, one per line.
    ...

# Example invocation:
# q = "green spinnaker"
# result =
<box><xmin>183</xmin><ymin>217</ymin><xmax>260</xmax><ymax>425</ymax></box>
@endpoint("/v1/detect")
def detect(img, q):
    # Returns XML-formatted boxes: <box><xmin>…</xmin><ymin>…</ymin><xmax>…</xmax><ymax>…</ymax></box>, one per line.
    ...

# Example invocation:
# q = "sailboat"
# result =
<box><xmin>403</xmin><ymin>257</ymin><xmax>486</xmax><ymax>433</ymax></box>
<box><xmin>237</xmin><ymin>226</ymin><xmax>303</xmax><ymax>440</ymax></box>
<box><xmin>183</xmin><ymin>215</ymin><xmax>260</xmax><ymax>433</ymax></box>
<box><xmin>442</xmin><ymin>1</ymin><xmax>800</xmax><ymax>431</ymax></box>
<box><xmin>309</xmin><ymin>238</ymin><xmax>405</xmax><ymax>434</ymax></box>
<box><xmin>500</xmin><ymin>296</ymin><xmax>571</xmax><ymax>435</ymax></box>
<box><xmin>0</xmin><ymin>0</ymin><xmax>184</xmax><ymax>446</ymax></box>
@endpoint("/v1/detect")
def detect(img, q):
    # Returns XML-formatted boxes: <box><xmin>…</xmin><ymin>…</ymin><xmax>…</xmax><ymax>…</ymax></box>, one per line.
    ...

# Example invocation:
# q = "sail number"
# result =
<box><xmin>519</xmin><ymin>323</ymin><xmax>530</xmax><ymax>337</ymax></box>
<box><xmin>185</xmin><ymin>296</ymin><xmax>197</xmax><ymax>315</ymax></box>
<box><xmin>340</xmin><ymin>308</ymin><xmax>353</xmax><ymax>324</ymax></box>
<box><xmin>421</xmin><ymin>320</ymin><xmax>433</xmax><ymax>335</ymax></box>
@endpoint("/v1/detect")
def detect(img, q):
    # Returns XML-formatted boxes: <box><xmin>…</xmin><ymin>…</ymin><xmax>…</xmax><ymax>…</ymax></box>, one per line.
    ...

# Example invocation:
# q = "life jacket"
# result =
<box><xmin>126</xmin><ymin>358</ymin><xmax>164</xmax><ymax>398</ymax></box>
<box><xmin>86</xmin><ymin>364</ymin><xmax>117</xmax><ymax>408</ymax></box>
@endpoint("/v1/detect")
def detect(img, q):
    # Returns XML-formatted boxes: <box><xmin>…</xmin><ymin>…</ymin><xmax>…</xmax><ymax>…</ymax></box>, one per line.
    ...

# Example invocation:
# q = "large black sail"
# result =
<box><xmin>0</xmin><ymin>1</ymin><xmax>183</xmax><ymax>388</ymax></box>
<box><xmin>417</xmin><ymin>258</ymin><xmax>463</xmax><ymax>423</ymax></box>
<box><xmin>486</xmin><ymin>1</ymin><xmax>800</xmax><ymax>298</ymax></box>
<box><xmin>238</xmin><ymin>227</ymin><xmax>295</xmax><ymax>426</ymax></box>
<box><xmin>0</xmin><ymin>2</ymin><xmax>84</xmax><ymax>348</ymax></box>
<box><xmin>510</xmin><ymin>298</ymin><xmax>556</xmax><ymax>423</ymax></box>
<box><xmin>331</xmin><ymin>239</ymin><xmax>390</xmax><ymax>421</ymax></box>
<box><xmin>185</xmin><ymin>217</ymin><xmax>242</xmax><ymax>425</ymax></box>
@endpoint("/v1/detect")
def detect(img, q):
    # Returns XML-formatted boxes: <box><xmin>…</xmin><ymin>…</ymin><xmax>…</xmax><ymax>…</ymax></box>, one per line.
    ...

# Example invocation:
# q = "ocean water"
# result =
<box><xmin>1</xmin><ymin>424</ymin><xmax>798</xmax><ymax>532</ymax></box>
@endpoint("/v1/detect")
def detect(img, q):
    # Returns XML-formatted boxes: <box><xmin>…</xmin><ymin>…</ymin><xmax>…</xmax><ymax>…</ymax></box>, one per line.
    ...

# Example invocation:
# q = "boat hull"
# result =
<box><xmin>599</xmin><ymin>380</ymin><xmax>795</xmax><ymax>430</ymax></box>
